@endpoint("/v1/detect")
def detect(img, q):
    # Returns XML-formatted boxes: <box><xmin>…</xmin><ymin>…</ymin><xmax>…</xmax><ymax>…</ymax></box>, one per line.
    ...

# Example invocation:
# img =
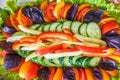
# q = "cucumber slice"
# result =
<box><xmin>62</xmin><ymin>21</ymin><xmax>72</xmax><ymax>31</ymax></box>
<box><xmin>37</xmin><ymin>57</ymin><xmax>47</xmax><ymax>66</ymax></box>
<box><xmin>82</xmin><ymin>57</ymin><xmax>92</xmax><ymax>67</ymax></box>
<box><xmin>52</xmin><ymin>58</ymin><xmax>62</xmax><ymax>67</ymax></box>
<box><xmin>90</xmin><ymin>57</ymin><xmax>101</xmax><ymax>67</ymax></box>
<box><xmin>56</xmin><ymin>24</ymin><xmax>63</xmax><ymax>32</ymax></box>
<box><xmin>87</xmin><ymin>22</ymin><xmax>101</xmax><ymax>39</ymax></box>
<box><xmin>63</xmin><ymin>56</ymin><xmax>73</xmax><ymax>67</ymax></box>
<box><xmin>79</xmin><ymin>23</ymin><xmax>88</xmax><ymax>37</ymax></box>
<box><xmin>49</xmin><ymin>22</ymin><xmax>60</xmax><ymax>32</ymax></box>
<box><xmin>72</xmin><ymin>55</ymin><xmax>83</xmax><ymax>66</ymax></box>
<box><xmin>38</xmin><ymin>24</ymin><xmax>46</xmax><ymax>32</ymax></box>
<box><xmin>29</xmin><ymin>24</ymin><xmax>41</xmax><ymax>30</ymax></box>
<box><xmin>70</xmin><ymin>21</ymin><xmax>82</xmax><ymax>34</ymax></box>
<box><xmin>43</xmin><ymin>24</ymin><xmax>51</xmax><ymax>32</ymax></box>
<box><xmin>76</xmin><ymin>57</ymin><xmax>85</xmax><ymax>67</ymax></box>
<box><xmin>43</xmin><ymin>57</ymin><xmax>57</xmax><ymax>67</ymax></box>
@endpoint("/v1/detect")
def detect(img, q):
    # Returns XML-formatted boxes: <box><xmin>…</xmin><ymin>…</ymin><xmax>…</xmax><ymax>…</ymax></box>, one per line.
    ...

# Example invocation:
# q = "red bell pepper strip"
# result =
<box><xmin>35</xmin><ymin>44</ymin><xmax>62</xmax><ymax>55</ymax></box>
<box><xmin>12</xmin><ymin>41</ymin><xmax>33</xmax><ymax>50</ymax></box>
<box><xmin>46</xmin><ymin>1</ymin><xmax>57</xmax><ymax>22</ymax></box>
<box><xmin>37</xmin><ymin>32</ymin><xmax>73</xmax><ymax>42</ymax></box>
<box><xmin>76</xmin><ymin>45</ymin><xmax>107</xmax><ymax>53</ymax></box>
<box><xmin>19</xmin><ymin>36</ymin><xmax>37</xmax><ymax>43</ymax></box>
<box><xmin>79</xmin><ymin>68</ymin><xmax>87</xmax><ymax>80</ymax></box>
<box><xmin>83</xmin><ymin>48</ymin><xmax>116</xmax><ymax>57</ymax></box>
<box><xmin>49</xmin><ymin>67</ymin><xmax>56</xmax><ymax>80</ymax></box>
<box><xmin>6</xmin><ymin>18</ymin><xmax>13</xmax><ymax>27</ymax></box>
<box><xmin>55</xmin><ymin>48</ymin><xmax>78</xmax><ymax>53</ymax></box>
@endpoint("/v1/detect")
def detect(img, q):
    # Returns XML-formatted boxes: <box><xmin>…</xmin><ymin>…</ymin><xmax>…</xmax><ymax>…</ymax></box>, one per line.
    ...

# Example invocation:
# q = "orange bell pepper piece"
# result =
<box><xmin>39</xmin><ymin>0</ymin><xmax>48</xmax><ymax>11</ymax></box>
<box><xmin>106</xmin><ymin>70</ymin><xmax>118</xmax><ymax>76</ymax></box>
<box><xmin>99</xmin><ymin>68</ymin><xmax>110</xmax><ymax>80</ymax></box>
<box><xmin>19</xmin><ymin>61</ymin><xmax>40</xmax><ymax>80</ymax></box>
<box><xmin>72</xmin><ymin>67</ymin><xmax>80</xmax><ymax>80</ymax></box>
<box><xmin>19</xmin><ymin>36</ymin><xmax>37</xmax><ymax>43</ymax></box>
<box><xmin>53</xmin><ymin>68</ymin><xmax>63</xmax><ymax>80</ymax></box>
<box><xmin>85</xmin><ymin>68</ymin><xmax>95</xmax><ymax>80</ymax></box>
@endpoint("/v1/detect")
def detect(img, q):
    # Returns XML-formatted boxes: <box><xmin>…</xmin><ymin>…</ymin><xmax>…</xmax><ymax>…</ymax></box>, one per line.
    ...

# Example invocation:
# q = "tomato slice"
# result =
<box><xmin>35</xmin><ymin>44</ymin><xmax>62</xmax><ymax>55</ymax></box>
<box><xmin>17</xmin><ymin>7</ymin><xmax>33</xmax><ymax>27</ymax></box>
<box><xmin>101</xmin><ymin>21</ymin><xmax>119</xmax><ymax>35</ymax></box>
<box><xmin>2</xmin><ymin>30</ymin><xmax>11</xmax><ymax>38</ymax></box>
<box><xmin>46</xmin><ymin>1</ymin><xmax>57</xmax><ymax>22</ymax></box>
<box><xmin>6</xmin><ymin>18</ymin><xmax>12</xmax><ymax>27</ymax></box>
<box><xmin>77</xmin><ymin>7</ymin><xmax>90</xmax><ymax>21</ymax></box>
<box><xmin>10</xmin><ymin>11</ymin><xmax>20</xmax><ymax>30</ymax></box>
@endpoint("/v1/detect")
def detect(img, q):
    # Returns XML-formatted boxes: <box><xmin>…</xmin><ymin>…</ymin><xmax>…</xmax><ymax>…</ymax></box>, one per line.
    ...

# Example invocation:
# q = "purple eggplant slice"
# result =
<box><xmin>92</xmin><ymin>68</ymin><xmax>102</xmax><ymax>80</ymax></box>
<box><xmin>66</xmin><ymin>4</ymin><xmax>78</xmax><ymax>20</ymax></box>
<box><xmin>63</xmin><ymin>67</ymin><xmax>75</xmax><ymax>80</ymax></box>
<box><xmin>2</xmin><ymin>25</ymin><xmax>16</xmax><ymax>34</ymax></box>
<box><xmin>37</xmin><ymin>67</ymin><xmax>50</xmax><ymax>80</ymax></box>
<box><xmin>22</xmin><ymin>6</ymin><xmax>44</xmax><ymax>24</ymax></box>
<box><xmin>83</xmin><ymin>9</ymin><xmax>103</xmax><ymax>23</ymax></box>
<box><xmin>4</xmin><ymin>54</ymin><xmax>22</xmax><ymax>70</ymax></box>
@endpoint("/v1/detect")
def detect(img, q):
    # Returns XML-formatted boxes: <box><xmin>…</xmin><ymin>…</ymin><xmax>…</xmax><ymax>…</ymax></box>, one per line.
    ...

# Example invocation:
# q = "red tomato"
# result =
<box><xmin>2</xmin><ymin>30</ymin><xmax>11</xmax><ymax>38</ymax></box>
<box><xmin>35</xmin><ymin>44</ymin><xmax>62</xmax><ymax>55</ymax></box>
<box><xmin>46</xmin><ymin>1</ymin><xmax>57</xmax><ymax>22</ymax></box>
<box><xmin>77</xmin><ymin>7</ymin><xmax>90</xmax><ymax>21</ymax></box>
<box><xmin>101</xmin><ymin>21</ymin><xmax>119</xmax><ymax>35</ymax></box>
<box><xmin>0</xmin><ymin>50</ymin><xmax>8</xmax><ymax>57</ymax></box>
<box><xmin>6</xmin><ymin>18</ymin><xmax>12</xmax><ymax>27</ymax></box>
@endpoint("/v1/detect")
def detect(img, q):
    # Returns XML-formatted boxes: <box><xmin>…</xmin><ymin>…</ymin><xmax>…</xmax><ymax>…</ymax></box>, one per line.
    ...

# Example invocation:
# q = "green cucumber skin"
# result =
<box><xmin>17</xmin><ymin>50</ymin><xmax>101</xmax><ymax>67</ymax></box>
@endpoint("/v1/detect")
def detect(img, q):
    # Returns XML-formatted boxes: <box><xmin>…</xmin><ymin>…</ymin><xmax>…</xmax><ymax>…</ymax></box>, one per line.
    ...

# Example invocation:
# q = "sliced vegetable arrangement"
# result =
<box><xmin>1</xmin><ymin>0</ymin><xmax>120</xmax><ymax>80</ymax></box>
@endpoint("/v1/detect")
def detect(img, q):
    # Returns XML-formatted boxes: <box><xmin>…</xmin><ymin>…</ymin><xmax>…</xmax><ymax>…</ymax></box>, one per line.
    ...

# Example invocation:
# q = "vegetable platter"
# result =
<box><xmin>1</xmin><ymin>0</ymin><xmax>120</xmax><ymax>80</ymax></box>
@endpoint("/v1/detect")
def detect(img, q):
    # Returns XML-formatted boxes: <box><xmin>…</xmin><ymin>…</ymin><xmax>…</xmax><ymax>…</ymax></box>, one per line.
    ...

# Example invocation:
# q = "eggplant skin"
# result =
<box><xmin>4</xmin><ymin>54</ymin><xmax>22</xmax><ymax>70</ymax></box>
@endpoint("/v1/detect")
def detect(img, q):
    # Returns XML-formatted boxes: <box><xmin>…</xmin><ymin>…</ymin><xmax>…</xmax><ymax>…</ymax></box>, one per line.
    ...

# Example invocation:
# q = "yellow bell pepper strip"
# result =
<box><xmin>99</xmin><ymin>68</ymin><xmax>110</xmax><ymax>80</ymax></box>
<box><xmin>54</xmin><ymin>0</ymin><xmax>65</xmax><ymax>19</ymax></box>
<box><xmin>85</xmin><ymin>68</ymin><xmax>95</xmax><ymax>80</ymax></box>
<box><xmin>19</xmin><ymin>61</ymin><xmax>40</xmax><ymax>80</ymax></box>
<box><xmin>108</xmin><ymin>55</ymin><xmax>120</xmax><ymax>63</ymax></box>
<box><xmin>53</xmin><ymin>67</ymin><xmax>63</xmax><ymax>80</ymax></box>
<box><xmin>72</xmin><ymin>67</ymin><xmax>80</xmax><ymax>80</ymax></box>
<box><xmin>83</xmin><ymin>48</ymin><xmax>116</xmax><ymax>57</ymax></box>
<box><xmin>49</xmin><ymin>67</ymin><xmax>56</xmax><ymax>80</ymax></box>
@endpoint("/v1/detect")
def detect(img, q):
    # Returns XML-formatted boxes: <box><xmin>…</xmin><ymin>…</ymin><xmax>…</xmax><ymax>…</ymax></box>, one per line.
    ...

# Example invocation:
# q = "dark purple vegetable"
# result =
<box><xmin>4</xmin><ymin>54</ymin><xmax>22</xmax><ymax>70</ymax></box>
<box><xmin>66</xmin><ymin>4</ymin><xmax>78</xmax><ymax>20</ymax></box>
<box><xmin>37</xmin><ymin>67</ymin><xmax>50</xmax><ymax>80</ymax></box>
<box><xmin>2</xmin><ymin>25</ymin><xmax>16</xmax><ymax>34</ymax></box>
<box><xmin>22</xmin><ymin>6</ymin><xmax>44</xmax><ymax>24</ymax></box>
<box><xmin>63</xmin><ymin>67</ymin><xmax>75</xmax><ymax>80</ymax></box>
<box><xmin>103</xmin><ymin>30</ymin><xmax>120</xmax><ymax>50</ymax></box>
<box><xmin>92</xmin><ymin>68</ymin><xmax>102</xmax><ymax>80</ymax></box>
<box><xmin>83</xmin><ymin>9</ymin><xmax>103</xmax><ymax>23</ymax></box>
<box><xmin>0</xmin><ymin>41</ymin><xmax>14</xmax><ymax>53</ymax></box>
<box><xmin>98</xmin><ymin>59</ymin><xmax>117</xmax><ymax>70</ymax></box>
